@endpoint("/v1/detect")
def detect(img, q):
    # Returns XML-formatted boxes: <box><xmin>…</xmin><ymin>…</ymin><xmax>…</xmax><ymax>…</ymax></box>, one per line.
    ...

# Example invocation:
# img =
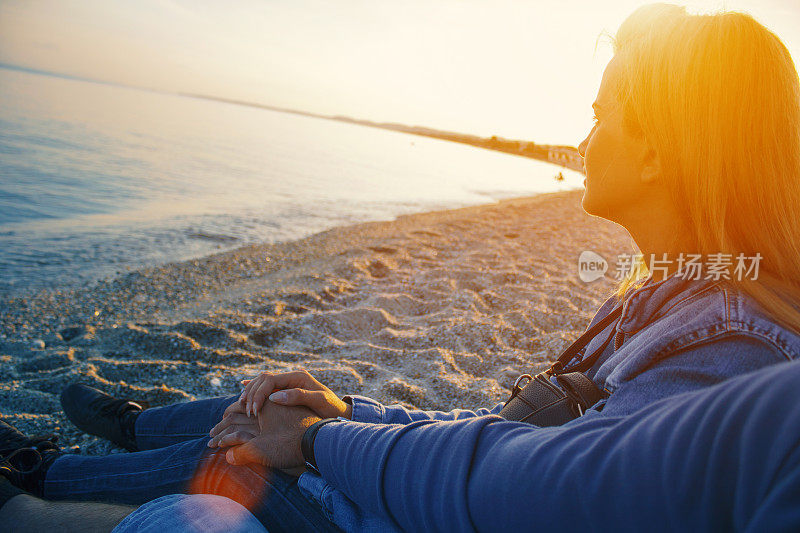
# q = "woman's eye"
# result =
<box><xmin>592</xmin><ymin>114</ymin><xmax>599</xmax><ymax>125</ymax></box>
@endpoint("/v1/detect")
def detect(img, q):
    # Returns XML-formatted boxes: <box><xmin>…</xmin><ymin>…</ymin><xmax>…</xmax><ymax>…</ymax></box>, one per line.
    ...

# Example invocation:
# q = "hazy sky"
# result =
<box><xmin>1</xmin><ymin>0</ymin><xmax>798</xmax><ymax>144</ymax></box>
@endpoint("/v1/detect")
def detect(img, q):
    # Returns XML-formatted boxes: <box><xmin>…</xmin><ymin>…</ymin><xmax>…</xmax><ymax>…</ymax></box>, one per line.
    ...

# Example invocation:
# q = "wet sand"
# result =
<box><xmin>0</xmin><ymin>189</ymin><xmax>632</xmax><ymax>455</ymax></box>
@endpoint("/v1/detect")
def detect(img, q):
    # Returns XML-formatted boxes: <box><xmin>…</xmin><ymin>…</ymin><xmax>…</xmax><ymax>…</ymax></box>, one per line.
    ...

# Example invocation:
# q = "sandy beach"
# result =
<box><xmin>0</xmin><ymin>189</ymin><xmax>632</xmax><ymax>455</ymax></box>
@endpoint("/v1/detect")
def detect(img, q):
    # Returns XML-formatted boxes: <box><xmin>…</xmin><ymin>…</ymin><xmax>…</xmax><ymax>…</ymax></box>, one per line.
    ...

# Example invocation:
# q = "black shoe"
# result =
<box><xmin>60</xmin><ymin>384</ymin><xmax>145</xmax><ymax>452</ymax></box>
<box><xmin>0</xmin><ymin>420</ymin><xmax>60</xmax><ymax>497</ymax></box>
<box><xmin>0</xmin><ymin>419</ymin><xmax>58</xmax><ymax>459</ymax></box>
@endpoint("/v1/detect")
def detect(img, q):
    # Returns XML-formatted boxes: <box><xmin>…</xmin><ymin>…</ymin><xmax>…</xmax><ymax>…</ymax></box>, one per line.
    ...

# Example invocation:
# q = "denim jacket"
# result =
<box><xmin>299</xmin><ymin>270</ymin><xmax>800</xmax><ymax>531</ymax></box>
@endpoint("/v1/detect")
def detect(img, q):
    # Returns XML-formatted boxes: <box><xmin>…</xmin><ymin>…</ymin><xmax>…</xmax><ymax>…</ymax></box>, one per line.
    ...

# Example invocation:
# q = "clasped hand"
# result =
<box><xmin>207</xmin><ymin>370</ymin><xmax>351</xmax><ymax>469</ymax></box>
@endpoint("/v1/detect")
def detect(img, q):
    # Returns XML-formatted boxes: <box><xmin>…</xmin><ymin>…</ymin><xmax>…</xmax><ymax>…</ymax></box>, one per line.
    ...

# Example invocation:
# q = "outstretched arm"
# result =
<box><xmin>313</xmin><ymin>360</ymin><xmax>800</xmax><ymax>532</ymax></box>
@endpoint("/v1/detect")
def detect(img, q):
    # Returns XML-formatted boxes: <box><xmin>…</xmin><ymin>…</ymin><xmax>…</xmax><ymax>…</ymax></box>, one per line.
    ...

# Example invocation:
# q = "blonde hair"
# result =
<box><xmin>609</xmin><ymin>3</ymin><xmax>800</xmax><ymax>334</ymax></box>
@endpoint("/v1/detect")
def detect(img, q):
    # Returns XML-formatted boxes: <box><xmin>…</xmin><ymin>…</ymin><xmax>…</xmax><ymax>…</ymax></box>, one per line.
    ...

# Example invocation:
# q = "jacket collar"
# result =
<box><xmin>616</xmin><ymin>271</ymin><xmax>722</xmax><ymax>333</ymax></box>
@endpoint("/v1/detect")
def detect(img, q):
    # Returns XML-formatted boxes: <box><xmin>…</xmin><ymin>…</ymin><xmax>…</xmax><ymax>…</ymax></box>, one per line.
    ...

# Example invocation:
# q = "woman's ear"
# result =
<box><xmin>640</xmin><ymin>145</ymin><xmax>661</xmax><ymax>184</ymax></box>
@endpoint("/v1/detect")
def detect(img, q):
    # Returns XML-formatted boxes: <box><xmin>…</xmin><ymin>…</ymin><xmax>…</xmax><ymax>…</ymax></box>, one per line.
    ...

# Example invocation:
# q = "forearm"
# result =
<box><xmin>313</xmin><ymin>415</ymin><xmax>691</xmax><ymax>532</ymax></box>
<box><xmin>314</xmin><ymin>417</ymin><xmax>492</xmax><ymax>531</ymax></box>
<box><xmin>345</xmin><ymin>394</ymin><xmax>504</xmax><ymax>424</ymax></box>
<box><xmin>315</xmin><ymin>416</ymin><xmax>600</xmax><ymax>531</ymax></box>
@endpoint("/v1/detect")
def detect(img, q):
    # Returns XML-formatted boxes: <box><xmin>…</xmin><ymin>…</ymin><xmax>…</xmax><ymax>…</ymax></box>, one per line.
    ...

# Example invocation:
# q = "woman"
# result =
<box><xmin>3</xmin><ymin>4</ymin><xmax>800</xmax><ymax>531</ymax></box>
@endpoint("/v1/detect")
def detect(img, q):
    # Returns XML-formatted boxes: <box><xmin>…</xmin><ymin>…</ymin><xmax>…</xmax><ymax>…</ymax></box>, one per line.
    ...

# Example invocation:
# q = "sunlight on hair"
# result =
<box><xmin>605</xmin><ymin>3</ymin><xmax>800</xmax><ymax>335</ymax></box>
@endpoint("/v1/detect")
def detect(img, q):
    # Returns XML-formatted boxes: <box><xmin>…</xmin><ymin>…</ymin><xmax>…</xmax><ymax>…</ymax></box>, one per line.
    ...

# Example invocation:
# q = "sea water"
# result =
<box><xmin>0</xmin><ymin>65</ymin><xmax>582</xmax><ymax>294</ymax></box>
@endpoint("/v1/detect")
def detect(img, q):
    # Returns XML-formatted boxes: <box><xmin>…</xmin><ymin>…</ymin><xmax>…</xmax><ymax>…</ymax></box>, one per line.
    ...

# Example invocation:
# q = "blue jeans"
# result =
<box><xmin>43</xmin><ymin>395</ymin><xmax>342</xmax><ymax>533</ymax></box>
<box><xmin>112</xmin><ymin>494</ymin><xmax>268</xmax><ymax>533</ymax></box>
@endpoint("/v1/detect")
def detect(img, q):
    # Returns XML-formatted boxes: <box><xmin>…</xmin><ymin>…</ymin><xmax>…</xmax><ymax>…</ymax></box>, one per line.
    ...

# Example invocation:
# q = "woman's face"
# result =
<box><xmin>578</xmin><ymin>57</ymin><xmax>654</xmax><ymax>224</ymax></box>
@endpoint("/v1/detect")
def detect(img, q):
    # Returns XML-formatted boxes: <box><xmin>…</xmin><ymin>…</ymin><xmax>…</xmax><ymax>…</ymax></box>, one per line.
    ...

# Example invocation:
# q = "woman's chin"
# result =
<box><xmin>581</xmin><ymin>189</ymin><xmax>592</xmax><ymax>213</ymax></box>
<box><xmin>581</xmin><ymin>191</ymin><xmax>603</xmax><ymax>218</ymax></box>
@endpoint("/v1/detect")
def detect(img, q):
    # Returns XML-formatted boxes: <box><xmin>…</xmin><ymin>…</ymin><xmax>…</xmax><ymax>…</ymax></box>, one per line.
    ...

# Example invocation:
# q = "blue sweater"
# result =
<box><xmin>314</xmin><ymin>357</ymin><xmax>800</xmax><ymax>531</ymax></box>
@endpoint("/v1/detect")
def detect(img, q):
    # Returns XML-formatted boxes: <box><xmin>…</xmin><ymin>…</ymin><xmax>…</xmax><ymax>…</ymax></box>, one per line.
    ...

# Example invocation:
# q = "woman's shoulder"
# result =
<box><xmin>593</xmin><ymin>279</ymin><xmax>800</xmax><ymax>415</ymax></box>
<box><xmin>619</xmin><ymin>280</ymin><xmax>800</xmax><ymax>361</ymax></box>
<box><xmin>721</xmin><ymin>283</ymin><xmax>800</xmax><ymax>360</ymax></box>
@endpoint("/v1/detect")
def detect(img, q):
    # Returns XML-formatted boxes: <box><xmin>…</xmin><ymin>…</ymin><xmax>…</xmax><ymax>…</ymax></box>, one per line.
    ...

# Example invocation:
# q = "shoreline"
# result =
<box><xmin>0</xmin><ymin>189</ymin><xmax>632</xmax><ymax>454</ymax></box>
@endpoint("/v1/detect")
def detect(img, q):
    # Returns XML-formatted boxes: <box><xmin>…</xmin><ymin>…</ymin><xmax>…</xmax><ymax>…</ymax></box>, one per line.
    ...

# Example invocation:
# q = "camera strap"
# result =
<box><xmin>499</xmin><ymin>304</ymin><xmax>624</xmax><ymax>425</ymax></box>
<box><xmin>549</xmin><ymin>304</ymin><xmax>623</xmax><ymax>375</ymax></box>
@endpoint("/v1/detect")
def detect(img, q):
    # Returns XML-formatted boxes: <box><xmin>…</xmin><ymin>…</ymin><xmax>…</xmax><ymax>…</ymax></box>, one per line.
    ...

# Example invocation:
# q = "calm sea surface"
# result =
<box><xmin>0</xmin><ymin>66</ymin><xmax>582</xmax><ymax>294</ymax></box>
